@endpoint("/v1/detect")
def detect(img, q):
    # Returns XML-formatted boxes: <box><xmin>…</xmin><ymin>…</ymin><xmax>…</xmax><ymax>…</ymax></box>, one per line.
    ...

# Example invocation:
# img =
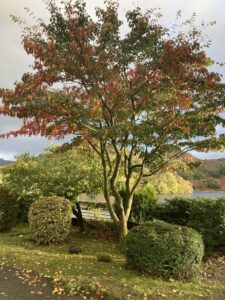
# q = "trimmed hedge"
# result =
<box><xmin>125</xmin><ymin>220</ymin><xmax>204</xmax><ymax>278</ymax></box>
<box><xmin>149</xmin><ymin>197</ymin><xmax>225</xmax><ymax>252</ymax></box>
<box><xmin>0</xmin><ymin>189</ymin><xmax>19</xmax><ymax>231</ymax></box>
<box><xmin>29</xmin><ymin>196</ymin><xmax>72</xmax><ymax>245</ymax></box>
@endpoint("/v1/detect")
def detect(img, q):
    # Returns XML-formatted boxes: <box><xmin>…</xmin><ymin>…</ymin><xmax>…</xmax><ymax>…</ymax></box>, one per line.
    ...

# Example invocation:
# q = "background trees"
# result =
<box><xmin>2</xmin><ymin>146</ymin><xmax>102</xmax><ymax>229</ymax></box>
<box><xmin>150</xmin><ymin>171</ymin><xmax>193</xmax><ymax>195</ymax></box>
<box><xmin>179</xmin><ymin>158</ymin><xmax>225</xmax><ymax>191</ymax></box>
<box><xmin>0</xmin><ymin>1</ymin><xmax>224</xmax><ymax>244</ymax></box>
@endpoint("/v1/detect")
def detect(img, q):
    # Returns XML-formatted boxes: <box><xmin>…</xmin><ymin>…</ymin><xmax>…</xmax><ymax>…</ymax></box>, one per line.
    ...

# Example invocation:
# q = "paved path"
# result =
<box><xmin>0</xmin><ymin>264</ymin><xmax>80</xmax><ymax>300</ymax></box>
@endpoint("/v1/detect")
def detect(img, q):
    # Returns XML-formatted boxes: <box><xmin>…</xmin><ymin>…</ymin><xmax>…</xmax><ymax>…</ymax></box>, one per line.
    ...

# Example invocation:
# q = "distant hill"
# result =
<box><xmin>0</xmin><ymin>158</ymin><xmax>13</xmax><ymax>166</ymax></box>
<box><xmin>179</xmin><ymin>158</ymin><xmax>225</xmax><ymax>191</ymax></box>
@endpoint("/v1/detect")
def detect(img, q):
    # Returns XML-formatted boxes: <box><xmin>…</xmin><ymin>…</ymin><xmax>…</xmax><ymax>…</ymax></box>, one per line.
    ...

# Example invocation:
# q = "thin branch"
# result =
<box><xmin>143</xmin><ymin>147</ymin><xmax>193</xmax><ymax>178</ymax></box>
<box><xmin>87</xmin><ymin>140</ymin><xmax>102</xmax><ymax>157</ymax></box>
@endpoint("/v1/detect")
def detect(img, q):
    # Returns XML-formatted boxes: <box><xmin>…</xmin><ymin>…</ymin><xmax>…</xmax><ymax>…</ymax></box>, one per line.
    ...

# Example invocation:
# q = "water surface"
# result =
<box><xmin>159</xmin><ymin>191</ymin><xmax>225</xmax><ymax>201</ymax></box>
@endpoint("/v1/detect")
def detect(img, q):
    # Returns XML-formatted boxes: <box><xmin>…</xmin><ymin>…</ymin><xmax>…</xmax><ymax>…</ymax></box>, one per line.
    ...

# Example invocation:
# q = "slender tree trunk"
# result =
<box><xmin>76</xmin><ymin>202</ymin><xmax>86</xmax><ymax>232</ymax></box>
<box><xmin>110</xmin><ymin>187</ymin><xmax>129</xmax><ymax>250</ymax></box>
<box><xmin>72</xmin><ymin>203</ymin><xmax>86</xmax><ymax>232</ymax></box>
<box><xmin>118</xmin><ymin>218</ymin><xmax>128</xmax><ymax>251</ymax></box>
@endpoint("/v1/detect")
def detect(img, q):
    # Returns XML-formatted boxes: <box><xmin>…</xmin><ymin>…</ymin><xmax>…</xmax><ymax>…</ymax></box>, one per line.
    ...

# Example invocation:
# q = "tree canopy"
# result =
<box><xmin>0</xmin><ymin>0</ymin><xmax>224</xmax><ymax>244</ymax></box>
<box><xmin>1</xmin><ymin>146</ymin><xmax>102</xmax><ymax>226</ymax></box>
<box><xmin>150</xmin><ymin>171</ymin><xmax>193</xmax><ymax>195</ymax></box>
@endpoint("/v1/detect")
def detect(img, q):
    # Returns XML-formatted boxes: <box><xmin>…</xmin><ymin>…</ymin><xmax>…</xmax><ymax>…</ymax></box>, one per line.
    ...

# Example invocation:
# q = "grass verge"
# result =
<box><xmin>0</xmin><ymin>225</ymin><xmax>222</xmax><ymax>299</ymax></box>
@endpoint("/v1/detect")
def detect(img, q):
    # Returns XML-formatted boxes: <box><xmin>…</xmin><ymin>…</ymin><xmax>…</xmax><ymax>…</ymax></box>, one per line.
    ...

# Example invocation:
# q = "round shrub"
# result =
<box><xmin>28</xmin><ymin>196</ymin><xmax>72</xmax><ymax>245</ymax></box>
<box><xmin>96</xmin><ymin>252</ymin><xmax>113</xmax><ymax>263</ymax></box>
<box><xmin>0</xmin><ymin>189</ymin><xmax>19</xmax><ymax>231</ymax></box>
<box><xmin>125</xmin><ymin>220</ymin><xmax>204</xmax><ymax>278</ymax></box>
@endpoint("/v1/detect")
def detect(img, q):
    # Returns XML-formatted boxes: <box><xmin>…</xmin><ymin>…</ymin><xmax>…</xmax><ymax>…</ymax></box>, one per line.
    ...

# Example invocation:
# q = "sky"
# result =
<box><xmin>0</xmin><ymin>0</ymin><xmax>225</xmax><ymax>160</ymax></box>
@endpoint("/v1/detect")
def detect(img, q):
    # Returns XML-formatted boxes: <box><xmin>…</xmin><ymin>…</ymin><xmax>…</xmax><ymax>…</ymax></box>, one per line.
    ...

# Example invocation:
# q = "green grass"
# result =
<box><xmin>0</xmin><ymin>225</ymin><xmax>215</xmax><ymax>299</ymax></box>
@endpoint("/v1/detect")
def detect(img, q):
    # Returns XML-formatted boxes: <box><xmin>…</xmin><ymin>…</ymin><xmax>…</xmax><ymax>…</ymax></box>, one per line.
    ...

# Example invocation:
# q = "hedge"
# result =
<box><xmin>149</xmin><ymin>197</ymin><xmax>225</xmax><ymax>252</ymax></box>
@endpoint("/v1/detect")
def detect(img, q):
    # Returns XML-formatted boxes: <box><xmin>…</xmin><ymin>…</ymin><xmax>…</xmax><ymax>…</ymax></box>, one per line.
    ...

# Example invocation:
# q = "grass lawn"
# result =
<box><xmin>0</xmin><ymin>224</ymin><xmax>224</xmax><ymax>299</ymax></box>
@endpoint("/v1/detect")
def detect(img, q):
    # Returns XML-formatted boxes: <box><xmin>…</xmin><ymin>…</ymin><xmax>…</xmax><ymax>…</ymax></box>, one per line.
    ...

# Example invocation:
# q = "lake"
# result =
<box><xmin>159</xmin><ymin>191</ymin><xmax>225</xmax><ymax>201</ymax></box>
<box><xmin>191</xmin><ymin>191</ymin><xmax>225</xmax><ymax>198</ymax></box>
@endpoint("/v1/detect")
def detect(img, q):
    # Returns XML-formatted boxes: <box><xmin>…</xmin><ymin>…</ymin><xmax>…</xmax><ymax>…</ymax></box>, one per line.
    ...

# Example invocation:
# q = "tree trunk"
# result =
<box><xmin>118</xmin><ymin>219</ymin><xmax>128</xmax><ymax>251</ymax></box>
<box><xmin>72</xmin><ymin>203</ymin><xmax>86</xmax><ymax>232</ymax></box>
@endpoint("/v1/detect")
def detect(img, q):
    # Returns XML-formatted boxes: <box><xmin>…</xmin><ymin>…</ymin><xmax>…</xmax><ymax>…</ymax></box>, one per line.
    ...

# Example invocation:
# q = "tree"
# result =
<box><xmin>0</xmin><ymin>1</ymin><xmax>224</xmax><ymax>246</ymax></box>
<box><xmin>2</xmin><ymin>147</ymin><xmax>103</xmax><ymax>230</ymax></box>
<box><xmin>149</xmin><ymin>171</ymin><xmax>193</xmax><ymax>195</ymax></box>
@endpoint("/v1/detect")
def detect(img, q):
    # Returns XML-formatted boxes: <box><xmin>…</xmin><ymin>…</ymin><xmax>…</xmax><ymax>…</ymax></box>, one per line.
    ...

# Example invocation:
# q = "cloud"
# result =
<box><xmin>0</xmin><ymin>136</ymin><xmax>54</xmax><ymax>160</ymax></box>
<box><xmin>191</xmin><ymin>150</ymin><xmax>225</xmax><ymax>160</ymax></box>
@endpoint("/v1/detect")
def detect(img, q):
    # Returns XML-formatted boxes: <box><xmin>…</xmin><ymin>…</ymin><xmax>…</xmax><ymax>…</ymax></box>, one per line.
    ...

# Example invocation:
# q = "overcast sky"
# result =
<box><xmin>0</xmin><ymin>0</ymin><xmax>225</xmax><ymax>160</ymax></box>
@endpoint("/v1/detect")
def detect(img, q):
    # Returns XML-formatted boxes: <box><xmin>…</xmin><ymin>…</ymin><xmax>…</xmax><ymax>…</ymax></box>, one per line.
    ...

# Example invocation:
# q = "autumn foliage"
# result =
<box><xmin>0</xmin><ymin>0</ymin><xmax>224</xmax><ymax>244</ymax></box>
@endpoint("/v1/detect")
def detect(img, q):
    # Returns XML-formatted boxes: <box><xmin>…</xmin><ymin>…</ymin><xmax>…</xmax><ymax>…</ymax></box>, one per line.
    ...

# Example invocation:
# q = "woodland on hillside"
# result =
<box><xmin>179</xmin><ymin>158</ymin><xmax>225</xmax><ymax>191</ymax></box>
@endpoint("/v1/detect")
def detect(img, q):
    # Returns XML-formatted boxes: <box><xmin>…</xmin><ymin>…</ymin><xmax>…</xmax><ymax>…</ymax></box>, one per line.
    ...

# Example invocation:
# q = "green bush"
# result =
<box><xmin>28</xmin><ymin>196</ymin><xmax>72</xmax><ymax>245</ymax></box>
<box><xmin>18</xmin><ymin>197</ymin><xmax>35</xmax><ymax>223</ymax></box>
<box><xmin>0</xmin><ymin>189</ymin><xmax>19</xmax><ymax>231</ymax></box>
<box><xmin>132</xmin><ymin>184</ymin><xmax>157</xmax><ymax>223</ymax></box>
<box><xmin>96</xmin><ymin>252</ymin><xmax>113</xmax><ymax>263</ymax></box>
<box><xmin>125</xmin><ymin>220</ymin><xmax>204</xmax><ymax>278</ymax></box>
<box><xmin>149</xmin><ymin>197</ymin><xmax>225</xmax><ymax>252</ymax></box>
<box><xmin>151</xmin><ymin>198</ymin><xmax>192</xmax><ymax>225</ymax></box>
